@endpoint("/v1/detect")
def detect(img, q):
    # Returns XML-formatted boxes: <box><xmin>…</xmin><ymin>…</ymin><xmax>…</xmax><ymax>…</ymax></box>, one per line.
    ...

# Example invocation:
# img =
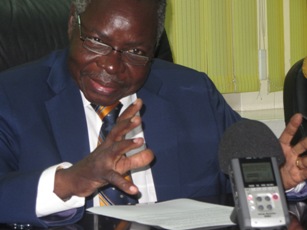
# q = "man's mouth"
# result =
<box><xmin>89</xmin><ymin>78</ymin><xmax>117</xmax><ymax>95</ymax></box>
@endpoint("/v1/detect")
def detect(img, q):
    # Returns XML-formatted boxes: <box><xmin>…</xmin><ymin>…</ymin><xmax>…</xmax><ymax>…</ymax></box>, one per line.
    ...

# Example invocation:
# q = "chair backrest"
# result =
<box><xmin>283</xmin><ymin>57</ymin><xmax>307</xmax><ymax>145</ymax></box>
<box><xmin>0</xmin><ymin>0</ymin><xmax>172</xmax><ymax>72</ymax></box>
<box><xmin>0</xmin><ymin>0</ymin><xmax>70</xmax><ymax>72</ymax></box>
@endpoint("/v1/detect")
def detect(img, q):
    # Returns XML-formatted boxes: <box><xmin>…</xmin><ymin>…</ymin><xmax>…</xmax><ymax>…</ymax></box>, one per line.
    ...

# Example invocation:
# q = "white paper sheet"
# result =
<box><xmin>87</xmin><ymin>198</ymin><xmax>236</xmax><ymax>230</ymax></box>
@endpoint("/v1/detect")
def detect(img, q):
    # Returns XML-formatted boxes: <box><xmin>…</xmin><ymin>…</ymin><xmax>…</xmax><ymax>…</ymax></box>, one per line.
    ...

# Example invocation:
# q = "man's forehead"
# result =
<box><xmin>83</xmin><ymin>0</ymin><xmax>158</xmax><ymax>25</ymax></box>
<box><xmin>85</xmin><ymin>0</ymin><xmax>158</xmax><ymax>12</ymax></box>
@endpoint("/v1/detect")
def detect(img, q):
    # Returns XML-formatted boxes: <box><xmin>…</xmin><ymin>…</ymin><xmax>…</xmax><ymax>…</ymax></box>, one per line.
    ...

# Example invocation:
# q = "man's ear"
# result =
<box><xmin>68</xmin><ymin>4</ymin><xmax>76</xmax><ymax>40</ymax></box>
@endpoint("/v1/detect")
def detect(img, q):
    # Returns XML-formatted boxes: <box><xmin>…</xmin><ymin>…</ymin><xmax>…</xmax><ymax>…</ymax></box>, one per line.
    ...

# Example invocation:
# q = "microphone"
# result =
<box><xmin>218</xmin><ymin>118</ymin><xmax>285</xmax><ymax>174</ymax></box>
<box><xmin>218</xmin><ymin>119</ymin><xmax>290</xmax><ymax>229</ymax></box>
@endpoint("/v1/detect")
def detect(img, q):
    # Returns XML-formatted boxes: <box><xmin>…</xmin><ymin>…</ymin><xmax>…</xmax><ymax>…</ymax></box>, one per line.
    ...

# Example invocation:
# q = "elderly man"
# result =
<box><xmin>0</xmin><ymin>0</ymin><xmax>307</xmax><ymax>228</ymax></box>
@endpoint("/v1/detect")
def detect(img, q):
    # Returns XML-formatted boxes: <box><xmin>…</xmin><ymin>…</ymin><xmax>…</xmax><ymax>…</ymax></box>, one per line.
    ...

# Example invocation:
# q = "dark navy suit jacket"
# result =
<box><xmin>0</xmin><ymin>49</ymin><xmax>241</xmax><ymax>227</ymax></box>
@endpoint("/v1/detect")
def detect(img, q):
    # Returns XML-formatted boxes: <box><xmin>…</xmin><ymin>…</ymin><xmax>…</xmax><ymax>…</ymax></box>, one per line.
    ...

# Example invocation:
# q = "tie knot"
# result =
<box><xmin>103</xmin><ymin>103</ymin><xmax>122</xmax><ymax>124</ymax></box>
<box><xmin>91</xmin><ymin>102</ymin><xmax>123</xmax><ymax>122</ymax></box>
<box><xmin>92</xmin><ymin>102</ymin><xmax>123</xmax><ymax>141</ymax></box>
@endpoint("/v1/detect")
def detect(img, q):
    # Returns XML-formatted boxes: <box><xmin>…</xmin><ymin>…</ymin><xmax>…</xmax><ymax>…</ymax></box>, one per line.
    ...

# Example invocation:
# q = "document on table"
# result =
<box><xmin>87</xmin><ymin>198</ymin><xmax>236</xmax><ymax>230</ymax></box>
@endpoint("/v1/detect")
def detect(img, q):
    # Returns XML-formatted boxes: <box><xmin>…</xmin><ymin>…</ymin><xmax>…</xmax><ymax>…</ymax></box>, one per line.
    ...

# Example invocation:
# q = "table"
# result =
<box><xmin>0</xmin><ymin>214</ymin><xmax>239</xmax><ymax>230</ymax></box>
<box><xmin>1</xmin><ymin>195</ymin><xmax>306</xmax><ymax>230</ymax></box>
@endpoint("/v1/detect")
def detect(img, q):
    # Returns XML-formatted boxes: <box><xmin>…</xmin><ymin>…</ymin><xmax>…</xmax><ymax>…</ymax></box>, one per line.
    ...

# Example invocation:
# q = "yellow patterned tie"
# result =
<box><xmin>92</xmin><ymin>102</ymin><xmax>122</xmax><ymax>144</ymax></box>
<box><xmin>92</xmin><ymin>102</ymin><xmax>137</xmax><ymax>206</ymax></box>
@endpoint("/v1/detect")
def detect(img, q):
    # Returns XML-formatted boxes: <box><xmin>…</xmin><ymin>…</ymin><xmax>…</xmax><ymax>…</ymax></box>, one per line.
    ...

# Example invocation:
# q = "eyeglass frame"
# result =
<box><xmin>77</xmin><ymin>15</ymin><xmax>152</xmax><ymax>66</ymax></box>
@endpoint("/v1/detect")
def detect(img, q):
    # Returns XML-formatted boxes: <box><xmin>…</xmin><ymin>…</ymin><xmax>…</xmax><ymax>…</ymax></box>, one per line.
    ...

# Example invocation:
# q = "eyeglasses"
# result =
<box><xmin>77</xmin><ymin>15</ymin><xmax>151</xmax><ymax>66</ymax></box>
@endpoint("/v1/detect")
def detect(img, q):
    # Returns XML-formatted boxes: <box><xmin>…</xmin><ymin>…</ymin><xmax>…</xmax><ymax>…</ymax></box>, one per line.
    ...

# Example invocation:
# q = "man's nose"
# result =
<box><xmin>96</xmin><ymin>50</ymin><xmax>124</xmax><ymax>74</ymax></box>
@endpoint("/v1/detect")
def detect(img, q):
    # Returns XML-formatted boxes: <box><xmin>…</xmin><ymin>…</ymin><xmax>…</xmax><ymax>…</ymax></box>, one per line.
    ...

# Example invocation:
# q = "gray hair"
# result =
<box><xmin>71</xmin><ymin>0</ymin><xmax>167</xmax><ymax>46</ymax></box>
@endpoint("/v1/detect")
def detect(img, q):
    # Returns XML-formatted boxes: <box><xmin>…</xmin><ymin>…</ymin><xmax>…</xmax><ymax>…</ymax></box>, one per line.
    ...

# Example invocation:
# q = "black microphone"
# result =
<box><xmin>218</xmin><ymin>119</ymin><xmax>289</xmax><ymax>230</ymax></box>
<box><xmin>218</xmin><ymin>118</ymin><xmax>285</xmax><ymax>174</ymax></box>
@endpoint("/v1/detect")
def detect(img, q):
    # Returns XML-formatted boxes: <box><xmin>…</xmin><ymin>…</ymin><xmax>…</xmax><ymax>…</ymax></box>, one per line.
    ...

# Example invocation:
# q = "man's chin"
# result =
<box><xmin>87</xmin><ymin>93</ymin><xmax>120</xmax><ymax>106</ymax></box>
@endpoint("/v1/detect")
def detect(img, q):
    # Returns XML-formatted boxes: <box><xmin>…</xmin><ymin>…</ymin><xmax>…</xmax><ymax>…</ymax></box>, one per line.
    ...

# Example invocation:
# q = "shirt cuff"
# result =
<box><xmin>286</xmin><ymin>181</ymin><xmax>307</xmax><ymax>201</ymax></box>
<box><xmin>36</xmin><ymin>162</ymin><xmax>85</xmax><ymax>217</ymax></box>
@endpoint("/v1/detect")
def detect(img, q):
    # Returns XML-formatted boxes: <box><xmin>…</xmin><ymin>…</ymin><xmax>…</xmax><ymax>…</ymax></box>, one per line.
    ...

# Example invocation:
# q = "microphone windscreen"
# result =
<box><xmin>218</xmin><ymin>119</ymin><xmax>285</xmax><ymax>174</ymax></box>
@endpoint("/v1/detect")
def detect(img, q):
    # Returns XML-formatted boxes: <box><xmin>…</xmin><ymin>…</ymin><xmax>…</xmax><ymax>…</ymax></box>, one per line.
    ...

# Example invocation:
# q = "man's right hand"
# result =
<box><xmin>53</xmin><ymin>99</ymin><xmax>154</xmax><ymax>201</ymax></box>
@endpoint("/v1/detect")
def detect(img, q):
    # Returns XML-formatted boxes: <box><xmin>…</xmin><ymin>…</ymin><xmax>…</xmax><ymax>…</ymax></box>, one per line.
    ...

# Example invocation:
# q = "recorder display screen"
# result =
<box><xmin>241</xmin><ymin>161</ymin><xmax>274</xmax><ymax>183</ymax></box>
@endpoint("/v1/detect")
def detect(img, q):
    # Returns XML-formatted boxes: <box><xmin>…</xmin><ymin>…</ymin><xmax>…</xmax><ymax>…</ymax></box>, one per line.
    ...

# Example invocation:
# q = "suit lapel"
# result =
<box><xmin>137</xmin><ymin>68</ymin><xmax>181</xmax><ymax>200</ymax></box>
<box><xmin>45</xmin><ymin>53</ymin><xmax>90</xmax><ymax>163</ymax></box>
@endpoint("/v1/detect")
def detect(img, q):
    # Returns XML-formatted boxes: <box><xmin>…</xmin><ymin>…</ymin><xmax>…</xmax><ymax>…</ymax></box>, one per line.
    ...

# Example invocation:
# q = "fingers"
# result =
<box><xmin>295</xmin><ymin>141</ymin><xmax>307</xmax><ymax>170</ymax></box>
<box><xmin>104</xmin><ymin>169</ymin><xmax>139</xmax><ymax>195</ymax></box>
<box><xmin>283</xmin><ymin>113</ymin><xmax>307</xmax><ymax>169</ymax></box>
<box><xmin>292</xmin><ymin>152</ymin><xmax>307</xmax><ymax>182</ymax></box>
<box><xmin>279</xmin><ymin>113</ymin><xmax>303</xmax><ymax>146</ymax></box>
<box><xmin>99</xmin><ymin>137</ymin><xmax>154</xmax><ymax>172</ymax></box>
<box><xmin>93</xmin><ymin>137</ymin><xmax>145</xmax><ymax>166</ymax></box>
<box><xmin>60</xmin><ymin>98</ymin><xmax>154</xmax><ymax>197</ymax></box>
<box><xmin>117</xmin><ymin>98</ymin><xmax>143</xmax><ymax>122</ymax></box>
<box><xmin>98</xmin><ymin>143</ymin><xmax>154</xmax><ymax>195</ymax></box>
<box><xmin>106</xmin><ymin>99</ymin><xmax>143</xmax><ymax>142</ymax></box>
<box><xmin>109</xmin><ymin>115</ymin><xmax>142</xmax><ymax>143</ymax></box>
<box><xmin>59</xmin><ymin>137</ymin><xmax>153</xmax><ymax>197</ymax></box>
<box><xmin>279</xmin><ymin>114</ymin><xmax>307</xmax><ymax>189</ymax></box>
<box><xmin>292</xmin><ymin>138</ymin><xmax>307</xmax><ymax>157</ymax></box>
<box><xmin>106</xmin><ymin>149</ymin><xmax>154</xmax><ymax>194</ymax></box>
<box><xmin>88</xmin><ymin>133</ymin><xmax>153</xmax><ymax>195</ymax></box>
<box><xmin>295</xmin><ymin>156</ymin><xmax>304</xmax><ymax>170</ymax></box>
<box><xmin>116</xmin><ymin>146</ymin><xmax>154</xmax><ymax>172</ymax></box>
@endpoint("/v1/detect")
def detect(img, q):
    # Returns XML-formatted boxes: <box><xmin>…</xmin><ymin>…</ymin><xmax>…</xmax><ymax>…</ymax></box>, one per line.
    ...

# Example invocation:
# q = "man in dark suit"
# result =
<box><xmin>1</xmin><ymin>0</ymin><xmax>307</xmax><ymax>228</ymax></box>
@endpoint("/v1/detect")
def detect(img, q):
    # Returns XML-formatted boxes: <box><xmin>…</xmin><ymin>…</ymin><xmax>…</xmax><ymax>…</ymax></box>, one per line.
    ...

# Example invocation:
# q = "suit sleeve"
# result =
<box><xmin>0</xmin><ymin>84</ymin><xmax>84</xmax><ymax>228</ymax></box>
<box><xmin>201</xmin><ymin>73</ymin><xmax>242</xmax><ymax>193</ymax></box>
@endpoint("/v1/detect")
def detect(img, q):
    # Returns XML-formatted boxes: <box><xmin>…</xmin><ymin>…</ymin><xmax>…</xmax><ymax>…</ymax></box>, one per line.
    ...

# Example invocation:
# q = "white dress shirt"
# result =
<box><xmin>36</xmin><ymin>92</ymin><xmax>157</xmax><ymax>217</ymax></box>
